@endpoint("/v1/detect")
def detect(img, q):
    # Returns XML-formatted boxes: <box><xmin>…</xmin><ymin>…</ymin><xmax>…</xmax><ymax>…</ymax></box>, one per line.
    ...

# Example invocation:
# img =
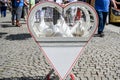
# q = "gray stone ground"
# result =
<box><xmin>0</xmin><ymin>11</ymin><xmax>120</xmax><ymax>80</ymax></box>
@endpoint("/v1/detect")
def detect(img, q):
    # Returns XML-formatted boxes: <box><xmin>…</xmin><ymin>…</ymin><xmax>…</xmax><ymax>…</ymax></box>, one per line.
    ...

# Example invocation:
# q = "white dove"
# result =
<box><xmin>55</xmin><ymin>16</ymin><xmax>73</xmax><ymax>37</ymax></box>
<box><xmin>70</xmin><ymin>20</ymin><xmax>85</xmax><ymax>37</ymax></box>
<box><xmin>43</xmin><ymin>22</ymin><xmax>55</xmax><ymax>37</ymax></box>
<box><xmin>37</xmin><ymin>11</ymin><xmax>55</xmax><ymax>37</ymax></box>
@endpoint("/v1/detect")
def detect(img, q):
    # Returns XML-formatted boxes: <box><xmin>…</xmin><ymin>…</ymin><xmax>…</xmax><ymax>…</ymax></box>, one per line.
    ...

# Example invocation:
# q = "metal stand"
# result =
<box><xmin>43</xmin><ymin>69</ymin><xmax>54</xmax><ymax>80</ymax></box>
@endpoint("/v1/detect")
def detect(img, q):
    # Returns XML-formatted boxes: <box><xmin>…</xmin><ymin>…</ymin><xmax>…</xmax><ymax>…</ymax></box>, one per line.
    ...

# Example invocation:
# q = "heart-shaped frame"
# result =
<box><xmin>27</xmin><ymin>1</ymin><xmax>98</xmax><ymax>79</ymax></box>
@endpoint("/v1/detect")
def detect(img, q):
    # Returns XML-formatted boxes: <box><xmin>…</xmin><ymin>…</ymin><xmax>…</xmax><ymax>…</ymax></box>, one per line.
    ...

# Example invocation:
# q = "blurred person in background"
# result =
<box><xmin>94</xmin><ymin>0</ymin><xmax>117</xmax><ymax>37</ymax></box>
<box><xmin>29</xmin><ymin>0</ymin><xmax>35</xmax><ymax>9</ymax></box>
<box><xmin>0</xmin><ymin>0</ymin><xmax>8</xmax><ymax>17</ymax></box>
<box><xmin>11</xmin><ymin>0</ymin><xmax>24</xmax><ymax>27</ymax></box>
<box><xmin>21</xmin><ymin>0</ymin><xmax>29</xmax><ymax>21</ymax></box>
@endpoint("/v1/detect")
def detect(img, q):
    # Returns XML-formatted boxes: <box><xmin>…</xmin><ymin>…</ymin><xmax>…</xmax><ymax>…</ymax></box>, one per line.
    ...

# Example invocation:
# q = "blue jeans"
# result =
<box><xmin>1</xmin><ymin>6</ymin><xmax>7</xmax><ymax>17</ymax></box>
<box><xmin>12</xmin><ymin>7</ymin><xmax>23</xmax><ymax>21</ymax></box>
<box><xmin>96</xmin><ymin>10</ymin><xmax>108</xmax><ymax>34</ymax></box>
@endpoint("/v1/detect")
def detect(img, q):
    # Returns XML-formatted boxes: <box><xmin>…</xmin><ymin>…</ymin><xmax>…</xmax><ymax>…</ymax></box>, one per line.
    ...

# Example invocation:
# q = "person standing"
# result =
<box><xmin>94</xmin><ymin>0</ymin><xmax>117</xmax><ymax>37</ymax></box>
<box><xmin>11</xmin><ymin>0</ymin><xmax>24</xmax><ymax>27</ymax></box>
<box><xmin>21</xmin><ymin>0</ymin><xmax>29</xmax><ymax>21</ymax></box>
<box><xmin>0</xmin><ymin>0</ymin><xmax>7</xmax><ymax>17</ymax></box>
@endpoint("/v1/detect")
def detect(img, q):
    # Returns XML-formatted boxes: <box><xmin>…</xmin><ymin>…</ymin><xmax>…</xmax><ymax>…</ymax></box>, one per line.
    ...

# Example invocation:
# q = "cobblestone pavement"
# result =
<box><xmin>0</xmin><ymin>11</ymin><xmax>120</xmax><ymax>80</ymax></box>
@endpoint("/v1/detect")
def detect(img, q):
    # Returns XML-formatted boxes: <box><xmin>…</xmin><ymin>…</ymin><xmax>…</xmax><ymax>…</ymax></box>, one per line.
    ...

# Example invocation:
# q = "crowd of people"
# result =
<box><xmin>0</xmin><ymin>0</ymin><xmax>119</xmax><ymax>37</ymax></box>
<box><xmin>0</xmin><ymin>0</ymin><xmax>87</xmax><ymax>26</ymax></box>
<box><xmin>0</xmin><ymin>0</ymin><xmax>38</xmax><ymax>26</ymax></box>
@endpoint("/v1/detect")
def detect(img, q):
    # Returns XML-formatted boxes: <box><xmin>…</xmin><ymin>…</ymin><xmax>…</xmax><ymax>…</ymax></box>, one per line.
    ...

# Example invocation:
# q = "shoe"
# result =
<box><xmin>12</xmin><ymin>21</ymin><xmax>15</xmax><ymax>25</ymax></box>
<box><xmin>16</xmin><ymin>20</ymin><xmax>22</xmax><ymax>27</ymax></box>
<box><xmin>99</xmin><ymin>33</ymin><xmax>104</xmax><ymax>37</ymax></box>
<box><xmin>94</xmin><ymin>33</ymin><xmax>104</xmax><ymax>37</ymax></box>
<box><xmin>16</xmin><ymin>24</ymin><xmax>22</xmax><ymax>27</ymax></box>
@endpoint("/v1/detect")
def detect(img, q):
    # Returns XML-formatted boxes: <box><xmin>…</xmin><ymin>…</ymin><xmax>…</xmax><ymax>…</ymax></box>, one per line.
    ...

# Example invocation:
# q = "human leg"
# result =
<box><xmin>16</xmin><ymin>7</ymin><xmax>23</xmax><ymax>26</ymax></box>
<box><xmin>96</xmin><ymin>11</ymin><xmax>104</xmax><ymax>34</ymax></box>
<box><xmin>103</xmin><ymin>12</ymin><xmax>108</xmax><ymax>26</ymax></box>
<box><xmin>11</xmin><ymin>8</ymin><xmax>16</xmax><ymax>25</ymax></box>
<box><xmin>3</xmin><ymin>6</ymin><xmax>7</xmax><ymax>17</ymax></box>
<box><xmin>1</xmin><ymin>6</ymin><xmax>4</xmax><ymax>17</ymax></box>
<box><xmin>94</xmin><ymin>10</ymin><xmax>104</xmax><ymax>37</ymax></box>
<box><xmin>24</xmin><ymin>6</ymin><xmax>29</xmax><ymax>21</ymax></box>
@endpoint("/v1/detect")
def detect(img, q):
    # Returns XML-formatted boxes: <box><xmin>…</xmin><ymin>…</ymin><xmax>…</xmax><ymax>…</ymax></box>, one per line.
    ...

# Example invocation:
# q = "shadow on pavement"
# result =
<box><xmin>0</xmin><ymin>21</ymin><xmax>12</xmax><ymax>23</ymax></box>
<box><xmin>0</xmin><ymin>32</ymin><xmax>7</xmax><ymax>38</ymax></box>
<box><xmin>111</xmin><ymin>23</ymin><xmax>120</xmax><ymax>26</ymax></box>
<box><xmin>1</xmin><ymin>24</ymin><xmax>16</xmax><ymax>28</ymax></box>
<box><xmin>0</xmin><ymin>76</ymin><xmax>45</xmax><ymax>80</ymax></box>
<box><xmin>5</xmin><ymin>33</ymin><xmax>31</xmax><ymax>40</ymax></box>
<box><xmin>0</xmin><ymin>75</ymin><xmax>59</xmax><ymax>80</ymax></box>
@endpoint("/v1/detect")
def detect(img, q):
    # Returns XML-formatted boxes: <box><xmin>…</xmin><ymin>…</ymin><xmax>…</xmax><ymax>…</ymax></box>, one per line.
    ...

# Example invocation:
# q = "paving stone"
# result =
<box><xmin>0</xmin><ymin>11</ymin><xmax>120</xmax><ymax>80</ymax></box>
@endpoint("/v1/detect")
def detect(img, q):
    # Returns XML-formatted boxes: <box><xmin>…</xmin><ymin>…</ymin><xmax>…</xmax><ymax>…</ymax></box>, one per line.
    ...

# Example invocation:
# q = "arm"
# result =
<box><xmin>24</xmin><ymin>0</ymin><xmax>29</xmax><ymax>7</ymax></box>
<box><xmin>7</xmin><ymin>0</ymin><xmax>12</xmax><ymax>10</ymax></box>
<box><xmin>115</xmin><ymin>1</ymin><xmax>120</xmax><ymax>4</ymax></box>
<box><xmin>111</xmin><ymin>0</ymin><xmax>117</xmax><ymax>9</ymax></box>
